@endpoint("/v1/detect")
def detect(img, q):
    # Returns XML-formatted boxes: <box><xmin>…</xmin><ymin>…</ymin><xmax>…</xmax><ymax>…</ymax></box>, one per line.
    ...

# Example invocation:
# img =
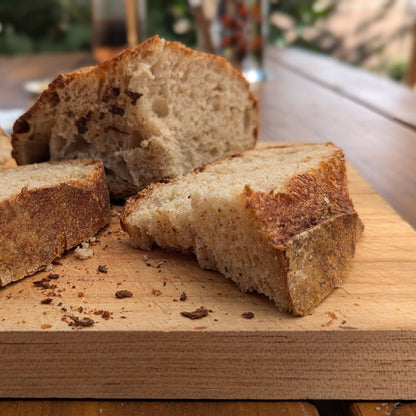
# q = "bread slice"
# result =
<box><xmin>121</xmin><ymin>143</ymin><xmax>363</xmax><ymax>316</ymax></box>
<box><xmin>0</xmin><ymin>127</ymin><xmax>12</xmax><ymax>165</ymax></box>
<box><xmin>11</xmin><ymin>36</ymin><xmax>258</xmax><ymax>199</ymax></box>
<box><xmin>0</xmin><ymin>159</ymin><xmax>111</xmax><ymax>286</ymax></box>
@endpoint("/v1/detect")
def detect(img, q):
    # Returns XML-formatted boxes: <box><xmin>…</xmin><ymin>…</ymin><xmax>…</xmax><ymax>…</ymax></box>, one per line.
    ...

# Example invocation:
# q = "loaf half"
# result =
<box><xmin>0</xmin><ymin>159</ymin><xmax>111</xmax><ymax>286</ymax></box>
<box><xmin>11</xmin><ymin>36</ymin><xmax>258</xmax><ymax>198</ymax></box>
<box><xmin>121</xmin><ymin>143</ymin><xmax>363</xmax><ymax>316</ymax></box>
<box><xmin>0</xmin><ymin>127</ymin><xmax>12</xmax><ymax>165</ymax></box>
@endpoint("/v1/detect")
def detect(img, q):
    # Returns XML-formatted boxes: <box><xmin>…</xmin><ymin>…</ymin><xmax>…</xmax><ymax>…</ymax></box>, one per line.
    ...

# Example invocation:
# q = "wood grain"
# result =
<box><xmin>394</xmin><ymin>404</ymin><xmax>416</xmax><ymax>416</ymax></box>
<box><xmin>1</xmin><ymin>158</ymin><xmax>416</xmax><ymax>399</ymax></box>
<box><xmin>0</xmin><ymin>400</ymin><xmax>320</xmax><ymax>416</ymax></box>
<box><xmin>269</xmin><ymin>47</ymin><xmax>416</xmax><ymax>130</ymax></box>
<box><xmin>349</xmin><ymin>402</ymin><xmax>398</xmax><ymax>416</ymax></box>
<box><xmin>0</xmin><ymin>53</ymin><xmax>92</xmax><ymax>110</ymax></box>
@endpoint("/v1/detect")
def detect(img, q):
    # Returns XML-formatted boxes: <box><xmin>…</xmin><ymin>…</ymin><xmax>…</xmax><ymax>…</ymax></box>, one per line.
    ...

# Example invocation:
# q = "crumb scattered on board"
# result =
<box><xmin>322</xmin><ymin>311</ymin><xmax>338</xmax><ymax>327</ymax></box>
<box><xmin>67</xmin><ymin>316</ymin><xmax>95</xmax><ymax>328</ymax></box>
<box><xmin>98</xmin><ymin>265</ymin><xmax>108</xmax><ymax>273</ymax></box>
<box><xmin>181</xmin><ymin>306</ymin><xmax>209</xmax><ymax>320</ymax></box>
<box><xmin>115</xmin><ymin>290</ymin><xmax>133</xmax><ymax>299</ymax></box>
<box><xmin>74</xmin><ymin>241</ymin><xmax>93</xmax><ymax>260</ymax></box>
<box><xmin>3</xmin><ymin>221</ymin><xmax>267</xmax><ymax>331</ymax></box>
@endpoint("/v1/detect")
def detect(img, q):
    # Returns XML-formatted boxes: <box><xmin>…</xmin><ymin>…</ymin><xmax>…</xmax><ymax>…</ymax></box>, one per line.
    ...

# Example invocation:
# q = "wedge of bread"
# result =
<box><xmin>0</xmin><ymin>127</ymin><xmax>12</xmax><ymax>165</ymax></box>
<box><xmin>0</xmin><ymin>159</ymin><xmax>111</xmax><ymax>286</ymax></box>
<box><xmin>121</xmin><ymin>143</ymin><xmax>363</xmax><ymax>316</ymax></box>
<box><xmin>11</xmin><ymin>36</ymin><xmax>258</xmax><ymax>198</ymax></box>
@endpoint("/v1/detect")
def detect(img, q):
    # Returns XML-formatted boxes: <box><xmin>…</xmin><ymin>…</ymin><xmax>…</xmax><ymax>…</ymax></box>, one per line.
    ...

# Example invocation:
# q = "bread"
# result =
<box><xmin>0</xmin><ymin>159</ymin><xmax>111</xmax><ymax>286</ymax></box>
<box><xmin>0</xmin><ymin>127</ymin><xmax>12</xmax><ymax>165</ymax></box>
<box><xmin>11</xmin><ymin>36</ymin><xmax>258</xmax><ymax>198</ymax></box>
<box><xmin>121</xmin><ymin>143</ymin><xmax>363</xmax><ymax>316</ymax></box>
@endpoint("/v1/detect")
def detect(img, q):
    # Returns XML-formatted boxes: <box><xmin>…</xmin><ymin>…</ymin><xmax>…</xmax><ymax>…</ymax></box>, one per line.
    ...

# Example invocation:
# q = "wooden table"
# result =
<box><xmin>1</xmin><ymin>46</ymin><xmax>416</xmax><ymax>416</ymax></box>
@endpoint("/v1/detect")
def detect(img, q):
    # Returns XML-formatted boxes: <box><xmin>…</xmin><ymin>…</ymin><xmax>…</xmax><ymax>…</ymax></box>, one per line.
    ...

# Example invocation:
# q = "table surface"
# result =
<box><xmin>1</xmin><ymin>46</ymin><xmax>416</xmax><ymax>415</ymax></box>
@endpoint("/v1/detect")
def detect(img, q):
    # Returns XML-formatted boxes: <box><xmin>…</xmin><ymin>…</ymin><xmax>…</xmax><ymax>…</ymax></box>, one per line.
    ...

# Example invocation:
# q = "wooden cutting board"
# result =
<box><xmin>1</xmin><ymin>155</ymin><xmax>416</xmax><ymax>400</ymax></box>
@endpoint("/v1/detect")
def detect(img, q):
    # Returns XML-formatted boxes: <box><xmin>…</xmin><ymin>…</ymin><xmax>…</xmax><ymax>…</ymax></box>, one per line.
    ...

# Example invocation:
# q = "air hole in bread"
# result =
<box><xmin>152</xmin><ymin>97</ymin><xmax>169</xmax><ymax>118</ymax></box>
<box><xmin>210</xmin><ymin>147</ymin><xmax>219</xmax><ymax>157</ymax></box>
<box><xmin>50</xmin><ymin>92</ymin><xmax>60</xmax><ymax>106</ymax></box>
<box><xmin>123</xmin><ymin>132</ymin><xmax>145</xmax><ymax>149</ymax></box>
<box><xmin>65</xmin><ymin>135</ymin><xmax>90</xmax><ymax>155</ymax></box>
<box><xmin>244</xmin><ymin>109</ymin><xmax>253</xmax><ymax>131</ymax></box>
<box><xmin>14</xmin><ymin>119</ymin><xmax>30</xmax><ymax>134</ymax></box>
<box><xmin>50</xmin><ymin>135</ymin><xmax>67</xmax><ymax>154</ymax></box>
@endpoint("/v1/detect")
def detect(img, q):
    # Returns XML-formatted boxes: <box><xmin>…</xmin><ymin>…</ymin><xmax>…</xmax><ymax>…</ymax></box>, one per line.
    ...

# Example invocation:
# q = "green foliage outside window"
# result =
<box><xmin>268</xmin><ymin>0</ymin><xmax>334</xmax><ymax>50</ymax></box>
<box><xmin>0</xmin><ymin>0</ymin><xmax>332</xmax><ymax>55</ymax></box>
<box><xmin>0</xmin><ymin>0</ymin><xmax>91</xmax><ymax>54</ymax></box>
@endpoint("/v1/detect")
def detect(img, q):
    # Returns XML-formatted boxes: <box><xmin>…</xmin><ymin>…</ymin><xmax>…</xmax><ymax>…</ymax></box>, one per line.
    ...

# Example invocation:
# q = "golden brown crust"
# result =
<box><xmin>0</xmin><ymin>159</ymin><xmax>111</xmax><ymax>286</ymax></box>
<box><xmin>244</xmin><ymin>150</ymin><xmax>354</xmax><ymax>248</ymax></box>
<box><xmin>240</xmin><ymin>148</ymin><xmax>363</xmax><ymax>315</ymax></box>
<box><xmin>284</xmin><ymin>212</ymin><xmax>363</xmax><ymax>316</ymax></box>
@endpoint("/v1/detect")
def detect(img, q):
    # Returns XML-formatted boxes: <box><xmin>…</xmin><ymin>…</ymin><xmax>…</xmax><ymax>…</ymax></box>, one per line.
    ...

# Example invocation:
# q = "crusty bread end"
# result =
<box><xmin>0</xmin><ymin>159</ymin><xmax>111</xmax><ymax>286</ymax></box>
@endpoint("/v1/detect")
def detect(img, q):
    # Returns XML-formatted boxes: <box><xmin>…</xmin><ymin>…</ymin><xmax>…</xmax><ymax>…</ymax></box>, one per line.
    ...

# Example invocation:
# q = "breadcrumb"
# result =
<box><xmin>74</xmin><ymin>241</ymin><xmax>93</xmax><ymax>260</ymax></box>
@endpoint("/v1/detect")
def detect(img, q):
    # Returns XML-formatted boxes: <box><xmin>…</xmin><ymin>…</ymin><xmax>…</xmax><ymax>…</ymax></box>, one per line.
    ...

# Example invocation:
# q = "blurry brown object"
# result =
<box><xmin>125</xmin><ymin>0</ymin><xmax>138</xmax><ymax>48</ymax></box>
<box><xmin>91</xmin><ymin>0</ymin><xmax>145</xmax><ymax>63</ymax></box>
<box><xmin>405</xmin><ymin>22</ymin><xmax>416</xmax><ymax>88</ymax></box>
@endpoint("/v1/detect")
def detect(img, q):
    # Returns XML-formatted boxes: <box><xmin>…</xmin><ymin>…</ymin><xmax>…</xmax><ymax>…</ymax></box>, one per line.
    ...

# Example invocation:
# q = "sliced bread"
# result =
<box><xmin>11</xmin><ymin>36</ymin><xmax>258</xmax><ymax>198</ymax></box>
<box><xmin>121</xmin><ymin>143</ymin><xmax>363</xmax><ymax>316</ymax></box>
<box><xmin>0</xmin><ymin>159</ymin><xmax>111</xmax><ymax>286</ymax></box>
<box><xmin>0</xmin><ymin>127</ymin><xmax>12</xmax><ymax>165</ymax></box>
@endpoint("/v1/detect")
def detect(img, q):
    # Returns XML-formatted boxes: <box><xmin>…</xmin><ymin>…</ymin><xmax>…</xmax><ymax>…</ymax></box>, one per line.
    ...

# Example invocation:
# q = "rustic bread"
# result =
<box><xmin>0</xmin><ymin>159</ymin><xmax>111</xmax><ymax>286</ymax></box>
<box><xmin>121</xmin><ymin>143</ymin><xmax>363</xmax><ymax>316</ymax></box>
<box><xmin>0</xmin><ymin>127</ymin><xmax>12</xmax><ymax>165</ymax></box>
<box><xmin>11</xmin><ymin>35</ymin><xmax>258</xmax><ymax>198</ymax></box>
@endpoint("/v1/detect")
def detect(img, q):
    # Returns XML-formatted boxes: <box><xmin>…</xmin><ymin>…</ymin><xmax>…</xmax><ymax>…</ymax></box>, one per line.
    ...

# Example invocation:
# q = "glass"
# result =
<box><xmin>191</xmin><ymin>0</ymin><xmax>269</xmax><ymax>83</ymax></box>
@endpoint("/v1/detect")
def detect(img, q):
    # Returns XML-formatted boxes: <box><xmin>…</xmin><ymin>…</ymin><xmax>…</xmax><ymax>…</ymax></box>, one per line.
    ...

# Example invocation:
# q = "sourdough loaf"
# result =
<box><xmin>11</xmin><ymin>36</ymin><xmax>258</xmax><ymax>198</ymax></box>
<box><xmin>0</xmin><ymin>159</ymin><xmax>111</xmax><ymax>286</ymax></box>
<box><xmin>0</xmin><ymin>127</ymin><xmax>12</xmax><ymax>165</ymax></box>
<box><xmin>121</xmin><ymin>143</ymin><xmax>363</xmax><ymax>316</ymax></box>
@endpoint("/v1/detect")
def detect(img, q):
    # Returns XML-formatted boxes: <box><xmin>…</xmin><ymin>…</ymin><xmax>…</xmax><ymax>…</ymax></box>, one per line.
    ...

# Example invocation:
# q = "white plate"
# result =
<box><xmin>0</xmin><ymin>109</ymin><xmax>24</xmax><ymax>133</ymax></box>
<box><xmin>24</xmin><ymin>79</ymin><xmax>50</xmax><ymax>95</ymax></box>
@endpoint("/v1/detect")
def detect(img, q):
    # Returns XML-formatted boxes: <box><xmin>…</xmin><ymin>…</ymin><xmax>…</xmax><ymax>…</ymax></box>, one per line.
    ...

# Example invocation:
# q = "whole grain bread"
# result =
<box><xmin>11</xmin><ymin>36</ymin><xmax>258</xmax><ymax>198</ymax></box>
<box><xmin>121</xmin><ymin>143</ymin><xmax>363</xmax><ymax>316</ymax></box>
<box><xmin>0</xmin><ymin>159</ymin><xmax>111</xmax><ymax>286</ymax></box>
<box><xmin>0</xmin><ymin>127</ymin><xmax>12</xmax><ymax>165</ymax></box>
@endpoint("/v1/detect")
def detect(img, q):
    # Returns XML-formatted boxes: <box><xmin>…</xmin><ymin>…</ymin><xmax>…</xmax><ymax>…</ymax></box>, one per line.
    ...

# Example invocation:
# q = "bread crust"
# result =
<box><xmin>241</xmin><ymin>148</ymin><xmax>363</xmax><ymax>315</ymax></box>
<box><xmin>284</xmin><ymin>212</ymin><xmax>363</xmax><ymax>315</ymax></box>
<box><xmin>244</xmin><ymin>148</ymin><xmax>354</xmax><ymax>247</ymax></box>
<box><xmin>0</xmin><ymin>159</ymin><xmax>111</xmax><ymax>286</ymax></box>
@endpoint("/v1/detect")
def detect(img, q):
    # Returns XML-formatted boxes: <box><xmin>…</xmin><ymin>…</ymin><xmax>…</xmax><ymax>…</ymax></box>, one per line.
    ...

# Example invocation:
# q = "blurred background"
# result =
<box><xmin>0</xmin><ymin>0</ymin><xmax>415</xmax><ymax>84</ymax></box>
